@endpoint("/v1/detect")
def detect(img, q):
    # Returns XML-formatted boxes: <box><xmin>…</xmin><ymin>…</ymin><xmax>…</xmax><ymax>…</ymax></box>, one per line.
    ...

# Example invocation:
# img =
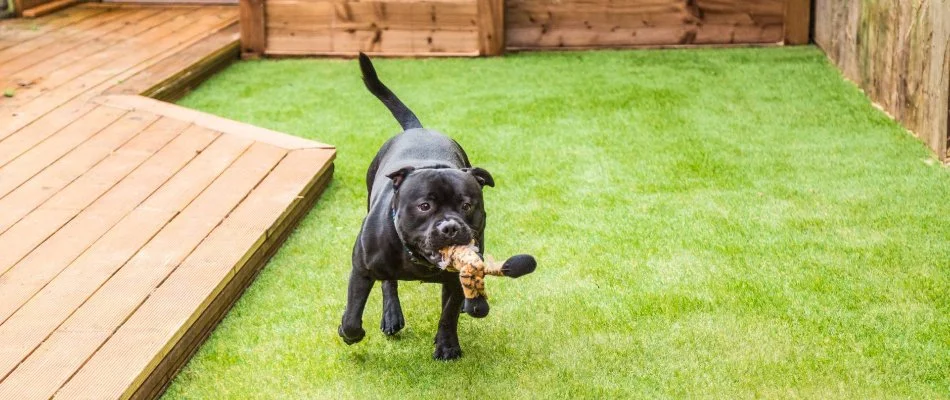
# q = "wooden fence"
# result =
<box><xmin>243</xmin><ymin>0</ymin><xmax>810</xmax><ymax>57</ymax></box>
<box><xmin>243</xmin><ymin>0</ymin><xmax>503</xmax><ymax>57</ymax></box>
<box><xmin>815</xmin><ymin>0</ymin><xmax>950</xmax><ymax>160</ymax></box>
<box><xmin>507</xmin><ymin>0</ymin><xmax>793</xmax><ymax>50</ymax></box>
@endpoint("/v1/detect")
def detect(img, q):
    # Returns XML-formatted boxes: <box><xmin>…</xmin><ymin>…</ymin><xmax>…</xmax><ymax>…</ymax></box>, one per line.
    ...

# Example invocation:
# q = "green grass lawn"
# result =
<box><xmin>164</xmin><ymin>47</ymin><xmax>950</xmax><ymax>399</ymax></box>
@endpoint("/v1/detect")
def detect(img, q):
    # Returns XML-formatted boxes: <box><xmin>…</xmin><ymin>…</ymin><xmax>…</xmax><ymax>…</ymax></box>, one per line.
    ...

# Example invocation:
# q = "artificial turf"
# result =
<box><xmin>164</xmin><ymin>47</ymin><xmax>950</xmax><ymax>398</ymax></box>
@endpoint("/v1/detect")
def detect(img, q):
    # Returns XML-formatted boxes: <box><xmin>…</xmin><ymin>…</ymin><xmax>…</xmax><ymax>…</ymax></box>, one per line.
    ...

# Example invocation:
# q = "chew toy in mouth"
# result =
<box><xmin>438</xmin><ymin>242</ymin><xmax>537</xmax><ymax>318</ymax></box>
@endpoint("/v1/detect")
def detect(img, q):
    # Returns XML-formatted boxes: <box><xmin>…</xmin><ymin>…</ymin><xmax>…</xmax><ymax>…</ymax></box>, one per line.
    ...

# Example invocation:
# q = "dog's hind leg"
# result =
<box><xmin>339</xmin><ymin>268</ymin><xmax>375</xmax><ymax>345</ymax></box>
<box><xmin>380</xmin><ymin>280</ymin><xmax>405</xmax><ymax>335</ymax></box>
<box><xmin>433</xmin><ymin>279</ymin><xmax>464</xmax><ymax>360</ymax></box>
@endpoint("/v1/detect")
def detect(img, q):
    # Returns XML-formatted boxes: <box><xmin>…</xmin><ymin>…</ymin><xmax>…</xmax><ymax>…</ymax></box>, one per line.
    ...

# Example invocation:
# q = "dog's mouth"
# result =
<box><xmin>414</xmin><ymin>226</ymin><xmax>475</xmax><ymax>266</ymax></box>
<box><xmin>420</xmin><ymin>249</ymin><xmax>444</xmax><ymax>266</ymax></box>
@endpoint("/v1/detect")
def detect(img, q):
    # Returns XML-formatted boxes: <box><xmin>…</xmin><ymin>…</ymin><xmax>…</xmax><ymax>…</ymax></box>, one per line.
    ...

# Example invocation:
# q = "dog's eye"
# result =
<box><xmin>461</xmin><ymin>203</ymin><xmax>472</xmax><ymax>212</ymax></box>
<box><xmin>418</xmin><ymin>203</ymin><xmax>431</xmax><ymax>212</ymax></box>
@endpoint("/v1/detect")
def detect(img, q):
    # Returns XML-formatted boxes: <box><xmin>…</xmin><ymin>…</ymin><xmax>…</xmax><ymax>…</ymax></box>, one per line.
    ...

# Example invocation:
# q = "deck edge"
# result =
<box><xmin>92</xmin><ymin>95</ymin><xmax>335</xmax><ymax>150</ymax></box>
<box><xmin>129</xmin><ymin>152</ymin><xmax>335</xmax><ymax>400</ymax></box>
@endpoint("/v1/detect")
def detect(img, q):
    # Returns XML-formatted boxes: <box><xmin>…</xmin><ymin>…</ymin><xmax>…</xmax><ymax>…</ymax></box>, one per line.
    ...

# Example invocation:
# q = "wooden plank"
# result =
<box><xmin>0</xmin><ymin>7</ymin><xmax>237</xmax><ymax>136</ymax></box>
<box><xmin>240</xmin><ymin>0</ymin><xmax>265</xmax><ymax>57</ymax></box>
<box><xmin>0</xmin><ymin>8</ymin><xmax>169</xmax><ymax>102</ymax></box>
<box><xmin>0</xmin><ymin>100</ymin><xmax>98</xmax><ymax>149</ymax></box>
<box><xmin>22</xmin><ymin>0</ymin><xmax>84</xmax><ymax>18</ymax></box>
<box><xmin>58</xmin><ymin>148</ymin><xmax>334</xmax><ymax>399</ymax></box>
<box><xmin>0</xmin><ymin>106</ymin><xmax>125</xmax><ymax>198</ymax></box>
<box><xmin>105</xmin><ymin>24</ymin><xmax>240</xmax><ymax>100</ymax></box>
<box><xmin>0</xmin><ymin>114</ymin><xmax>181</xmax><ymax>323</ymax></box>
<box><xmin>0</xmin><ymin>3</ymin><xmax>99</xmax><ymax>30</ymax></box>
<box><xmin>132</xmin><ymin>161</ymin><xmax>333</xmax><ymax>400</ymax></box>
<box><xmin>1</xmin><ymin>8</ymin><xmax>223</xmax><ymax>107</ymax></box>
<box><xmin>265</xmin><ymin>48</ymin><xmax>481</xmax><ymax>57</ymax></box>
<box><xmin>814</xmin><ymin>0</ymin><xmax>949</xmax><ymax>160</ymax></box>
<box><xmin>327</xmin><ymin>2</ymin><xmax>477</xmax><ymax>32</ymax></box>
<box><xmin>0</xmin><ymin>6</ymin><xmax>132</xmax><ymax>71</ymax></box>
<box><xmin>1</xmin><ymin>144</ymin><xmax>286</xmax><ymax>400</ymax></box>
<box><xmin>264</xmin><ymin>28</ymin><xmax>333</xmax><ymax>53</ymax></box>
<box><xmin>0</xmin><ymin>7</ymin><xmax>238</xmax><ymax>140</ymax></box>
<box><xmin>264</xmin><ymin>0</ymin><xmax>332</xmax><ymax>29</ymax></box>
<box><xmin>929</xmin><ymin>0</ymin><xmax>949</xmax><ymax>160</ymax></box>
<box><xmin>476</xmin><ymin>0</ymin><xmax>503</xmax><ymax>55</ymax></box>
<box><xmin>104</xmin><ymin>0</ymin><xmax>237</xmax><ymax>3</ymax></box>
<box><xmin>268</xmin><ymin>28</ymin><xmax>479</xmax><ymax>55</ymax></box>
<box><xmin>783</xmin><ymin>0</ymin><xmax>811</xmax><ymax>45</ymax></box>
<box><xmin>505</xmin><ymin>0</ymin><xmax>785</xmax><ymax>49</ymax></box>
<box><xmin>0</xmin><ymin>111</ymin><xmax>158</xmax><ymax>245</ymax></box>
<box><xmin>95</xmin><ymin>95</ymin><xmax>334</xmax><ymax>149</ymax></box>
<box><xmin>0</xmin><ymin>5</ymin><xmax>109</xmax><ymax>47</ymax></box>
<box><xmin>0</xmin><ymin>133</ymin><xmax>252</xmax><ymax>391</ymax></box>
<box><xmin>262</xmin><ymin>0</ymin><xmax>482</xmax><ymax>55</ymax></box>
<box><xmin>0</xmin><ymin>116</ymin><xmax>189</xmax><ymax>277</ymax></box>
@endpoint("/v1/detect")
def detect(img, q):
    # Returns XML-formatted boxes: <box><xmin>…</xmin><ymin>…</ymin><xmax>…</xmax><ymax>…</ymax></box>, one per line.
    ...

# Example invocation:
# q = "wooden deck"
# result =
<box><xmin>0</xmin><ymin>5</ymin><xmax>335</xmax><ymax>399</ymax></box>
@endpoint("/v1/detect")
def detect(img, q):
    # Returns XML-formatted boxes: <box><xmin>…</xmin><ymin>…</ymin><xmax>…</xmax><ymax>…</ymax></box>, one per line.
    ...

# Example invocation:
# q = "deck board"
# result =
<box><xmin>3</xmin><ymin>143</ymin><xmax>285</xmax><ymax>400</ymax></box>
<box><xmin>0</xmin><ymin>110</ymin><xmax>160</xmax><ymax>258</ymax></box>
<box><xmin>0</xmin><ymin>7</ymin><xmax>134</xmax><ymax>73</ymax></box>
<box><xmin>0</xmin><ymin>118</ymin><xmax>205</xmax><ymax>324</ymax></box>
<box><xmin>0</xmin><ymin>4</ymin><xmax>335</xmax><ymax>399</ymax></box>
<box><xmin>60</xmin><ymin>149</ymin><xmax>333</xmax><ymax>399</ymax></box>
<box><xmin>0</xmin><ymin>8</ymin><xmax>176</xmax><ymax>99</ymax></box>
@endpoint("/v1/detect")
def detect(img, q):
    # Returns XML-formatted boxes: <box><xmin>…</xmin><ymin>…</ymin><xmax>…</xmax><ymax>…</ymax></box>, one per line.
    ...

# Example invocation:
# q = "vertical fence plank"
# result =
<box><xmin>240</xmin><ymin>0</ymin><xmax>265</xmax><ymax>58</ymax></box>
<box><xmin>784</xmin><ymin>0</ymin><xmax>812</xmax><ymax>45</ymax></box>
<box><xmin>476</xmin><ymin>0</ymin><xmax>504</xmax><ymax>55</ymax></box>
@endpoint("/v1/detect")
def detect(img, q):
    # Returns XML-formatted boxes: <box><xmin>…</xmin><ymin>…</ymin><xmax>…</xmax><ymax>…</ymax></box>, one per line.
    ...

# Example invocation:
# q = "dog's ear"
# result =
<box><xmin>463</xmin><ymin>167</ymin><xmax>494</xmax><ymax>188</ymax></box>
<box><xmin>387</xmin><ymin>166</ymin><xmax>415</xmax><ymax>190</ymax></box>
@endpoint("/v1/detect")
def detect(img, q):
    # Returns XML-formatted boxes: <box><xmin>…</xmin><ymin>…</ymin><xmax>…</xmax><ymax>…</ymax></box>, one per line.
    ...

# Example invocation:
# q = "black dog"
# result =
<box><xmin>339</xmin><ymin>54</ymin><xmax>497</xmax><ymax>360</ymax></box>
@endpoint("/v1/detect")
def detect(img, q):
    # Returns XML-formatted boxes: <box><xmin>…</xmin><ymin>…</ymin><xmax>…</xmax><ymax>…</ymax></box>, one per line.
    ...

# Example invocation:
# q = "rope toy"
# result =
<box><xmin>438</xmin><ymin>242</ymin><xmax>536</xmax><ymax>318</ymax></box>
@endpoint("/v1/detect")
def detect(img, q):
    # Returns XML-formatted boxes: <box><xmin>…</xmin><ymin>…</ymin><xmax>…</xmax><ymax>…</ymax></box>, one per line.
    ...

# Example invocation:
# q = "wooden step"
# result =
<box><xmin>105</xmin><ymin>22</ymin><xmax>240</xmax><ymax>102</ymax></box>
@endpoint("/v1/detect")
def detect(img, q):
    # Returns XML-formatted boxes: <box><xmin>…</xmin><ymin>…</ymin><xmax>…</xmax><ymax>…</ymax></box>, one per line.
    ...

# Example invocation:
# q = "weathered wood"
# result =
<box><xmin>239</xmin><ymin>0</ymin><xmax>266</xmax><ymax>57</ymax></box>
<box><xmin>506</xmin><ymin>0</ymin><xmax>785</xmax><ymax>49</ymax></box>
<box><xmin>783</xmin><ymin>0</ymin><xmax>811</xmax><ymax>44</ymax></box>
<box><xmin>814</xmin><ymin>0</ymin><xmax>950</xmax><ymax>160</ymax></box>
<box><xmin>930</xmin><ymin>0</ymin><xmax>949</xmax><ymax>160</ymax></box>
<box><xmin>21</xmin><ymin>0</ymin><xmax>83</xmax><ymax>18</ymax></box>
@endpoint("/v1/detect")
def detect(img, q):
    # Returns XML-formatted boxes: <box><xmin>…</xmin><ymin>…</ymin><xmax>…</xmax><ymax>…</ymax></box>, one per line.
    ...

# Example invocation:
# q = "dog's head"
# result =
<box><xmin>389</xmin><ymin>166</ymin><xmax>494</xmax><ymax>265</ymax></box>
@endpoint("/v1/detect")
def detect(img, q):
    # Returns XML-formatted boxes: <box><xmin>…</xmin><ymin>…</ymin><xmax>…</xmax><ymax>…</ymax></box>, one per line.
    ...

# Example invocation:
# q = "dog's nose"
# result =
<box><xmin>438</xmin><ymin>220</ymin><xmax>461</xmax><ymax>238</ymax></box>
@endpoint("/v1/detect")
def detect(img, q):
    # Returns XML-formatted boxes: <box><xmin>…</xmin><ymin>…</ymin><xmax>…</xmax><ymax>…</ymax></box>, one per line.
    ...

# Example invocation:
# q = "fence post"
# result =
<box><xmin>240</xmin><ymin>0</ymin><xmax>267</xmax><ymax>59</ymax></box>
<box><xmin>476</xmin><ymin>0</ymin><xmax>505</xmax><ymax>55</ymax></box>
<box><xmin>784</xmin><ymin>0</ymin><xmax>811</xmax><ymax>45</ymax></box>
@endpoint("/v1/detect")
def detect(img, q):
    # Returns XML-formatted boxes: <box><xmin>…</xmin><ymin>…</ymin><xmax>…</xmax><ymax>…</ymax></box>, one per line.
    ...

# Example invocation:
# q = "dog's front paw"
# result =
<box><xmin>380</xmin><ymin>309</ymin><xmax>405</xmax><ymax>336</ymax></box>
<box><xmin>338</xmin><ymin>324</ymin><xmax>366</xmax><ymax>345</ymax></box>
<box><xmin>463</xmin><ymin>297</ymin><xmax>489</xmax><ymax>318</ymax></box>
<box><xmin>433</xmin><ymin>343</ymin><xmax>463</xmax><ymax>360</ymax></box>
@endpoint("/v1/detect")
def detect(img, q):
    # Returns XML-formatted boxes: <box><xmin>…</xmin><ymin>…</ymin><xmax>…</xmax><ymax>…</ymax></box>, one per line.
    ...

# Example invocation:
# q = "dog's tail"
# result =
<box><xmin>358</xmin><ymin>53</ymin><xmax>423</xmax><ymax>130</ymax></box>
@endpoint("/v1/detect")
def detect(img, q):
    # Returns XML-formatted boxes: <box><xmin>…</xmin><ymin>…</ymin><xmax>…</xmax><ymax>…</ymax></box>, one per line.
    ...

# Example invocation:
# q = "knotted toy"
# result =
<box><xmin>438</xmin><ymin>243</ymin><xmax>536</xmax><ymax>318</ymax></box>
